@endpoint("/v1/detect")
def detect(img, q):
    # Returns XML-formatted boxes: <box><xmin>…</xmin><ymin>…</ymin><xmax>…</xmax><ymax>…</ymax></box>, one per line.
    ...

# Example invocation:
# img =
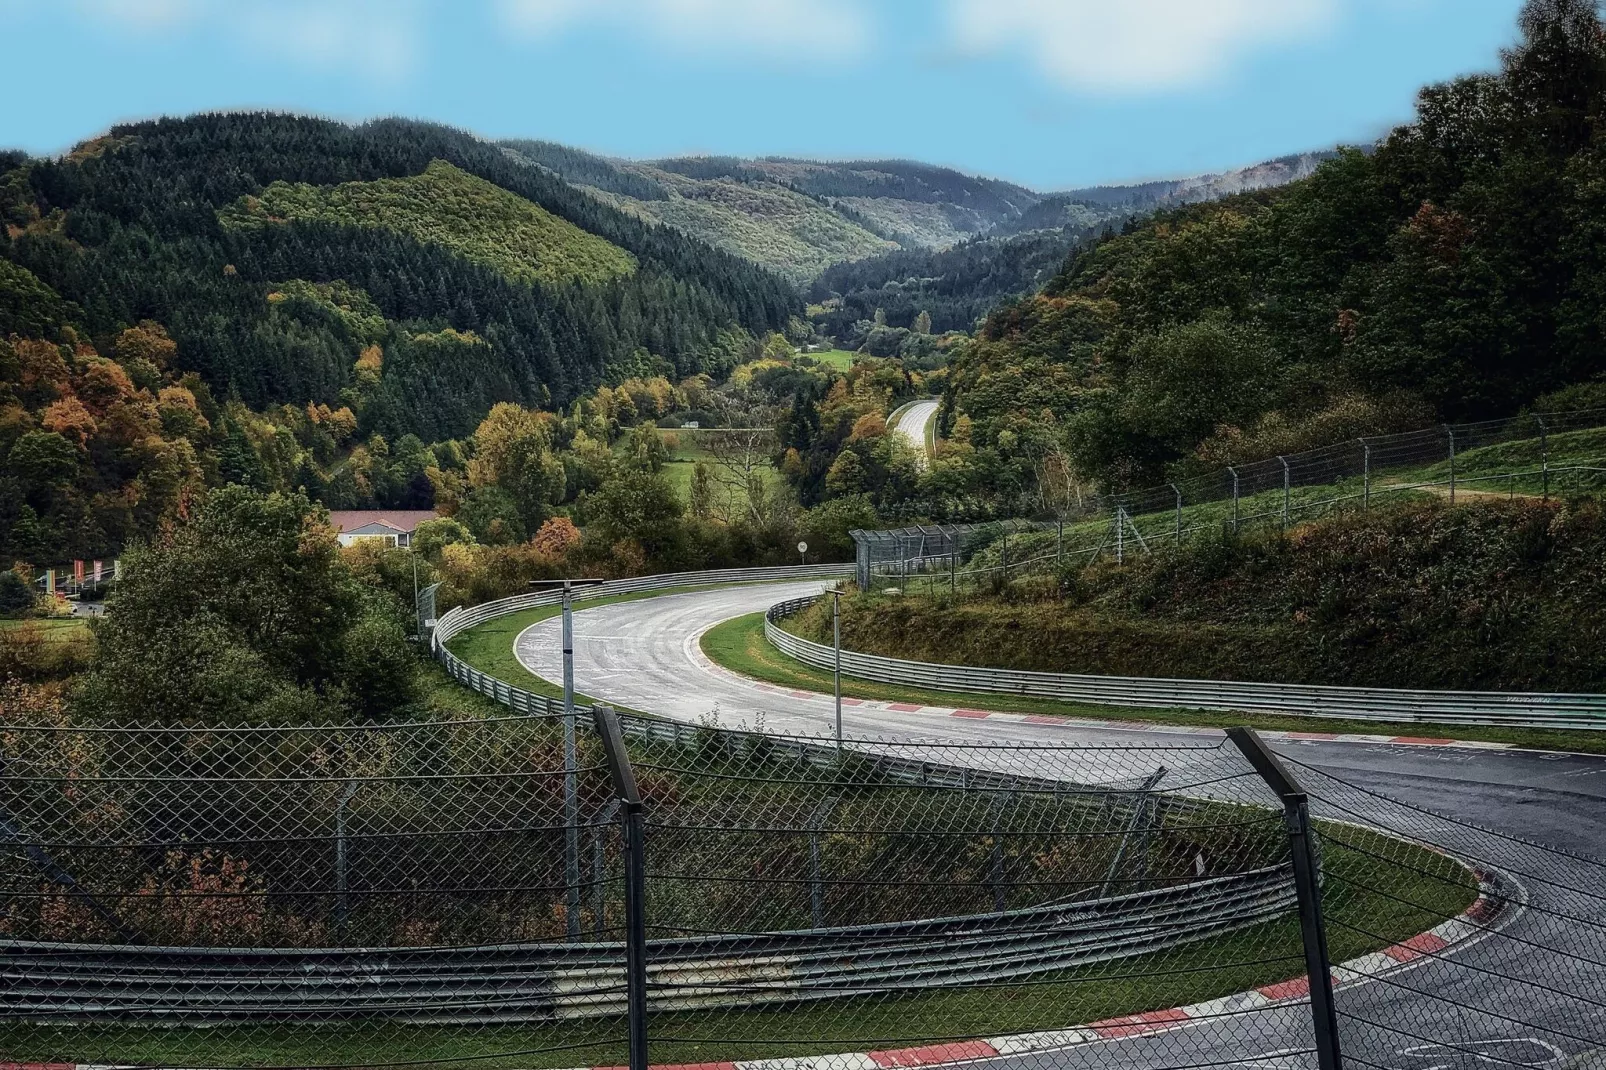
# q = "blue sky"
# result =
<box><xmin>2</xmin><ymin>0</ymin><xmax>1529</xmax><ymax>192</ymax></box>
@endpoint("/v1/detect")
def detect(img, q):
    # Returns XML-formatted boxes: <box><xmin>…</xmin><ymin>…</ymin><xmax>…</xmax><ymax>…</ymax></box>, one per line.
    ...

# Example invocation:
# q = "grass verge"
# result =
<box><xmin>701</xmin><ymin>611</ymin><xmax>1606</xmax><ymax>754</ymax></box>
<box><xmin>0</xmin><ymin>828</ymin><xmax>1473</xmax><ymax>1068</ymax></box>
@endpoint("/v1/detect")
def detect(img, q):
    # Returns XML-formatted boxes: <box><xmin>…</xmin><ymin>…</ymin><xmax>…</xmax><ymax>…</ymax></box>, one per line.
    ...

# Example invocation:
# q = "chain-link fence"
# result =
<box><xmin>852</xmin><ymin>407</ymin><xmax>1606</xmax><ymax>592</ymax></box>
<box><xmin>6</xmin><ymin>694</ymin><xmax>1605</xmax><ymax>1070</ymax></box>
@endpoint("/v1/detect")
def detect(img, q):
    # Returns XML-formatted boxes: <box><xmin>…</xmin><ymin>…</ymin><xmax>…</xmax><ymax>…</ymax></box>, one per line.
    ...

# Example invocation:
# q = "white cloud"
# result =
<box><xmin>74</xmin><ymin>0</ymin><xmax>421</xmax><ymax>82</ymax></box>
<box><xmin>948</xmin><ymin>0</ymin><xmax>1339</xmax><ymax>94</ymax></box>
<box><xmin>499</xmin><ymin>0</ymin><xmax>870</xmax><ymax>59</ymax></box>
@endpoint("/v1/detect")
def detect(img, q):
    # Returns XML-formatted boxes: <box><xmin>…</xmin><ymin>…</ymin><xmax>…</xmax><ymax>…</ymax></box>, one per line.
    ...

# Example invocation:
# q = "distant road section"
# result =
<box><xmin>890</xmin><ymin>397</ymin><xmax>939</xmax><ymax>469</ymax></box>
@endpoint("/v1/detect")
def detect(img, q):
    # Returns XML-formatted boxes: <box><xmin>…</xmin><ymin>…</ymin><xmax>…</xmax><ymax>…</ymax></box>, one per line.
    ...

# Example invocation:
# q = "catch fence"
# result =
<box><xmin>852</xmin><ymin>406</ymin><xmax>1606</xmax><ymax>591</ymax></box>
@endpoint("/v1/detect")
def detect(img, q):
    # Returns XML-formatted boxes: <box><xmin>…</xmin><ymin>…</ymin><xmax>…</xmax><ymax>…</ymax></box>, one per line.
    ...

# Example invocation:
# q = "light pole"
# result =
<box><xmin>831</xmin><ymin>588</ymin><xmax>842</xmax><ymax>748</ymax></box>
<box><xmin>530</xmin><ymin>577</ymin><xmax>605</xmax><ymax>940</ymax></box>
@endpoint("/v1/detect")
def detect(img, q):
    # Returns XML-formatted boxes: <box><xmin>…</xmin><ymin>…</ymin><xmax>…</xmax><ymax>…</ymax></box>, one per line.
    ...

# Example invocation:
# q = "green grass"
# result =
<box><xmin>651</xmin><ymin>429</ymin><xmax>789</xmax><ymax>513</ymax></box>
<box><xmin>807</xmin><ymin>348</ymin><xmax>860</xmax><ymax>370</ymax></box>
<box><xmin>1</xmin><ymin>825</ymin><xmax>1471</xmax><ymax>1068</ymax></box>
<box><xmin>701</xmin><ymin>611</ymin><xmax>1606</xmax><ymax>754</ymax></box>
<box><xmin>0</xmin><ymin>617</ymin><xmax>89</xmax><ymax>638</ymax></box>
<box><xmin>222</xmin><ymin>159</ymin><xmax>637</xmax><ymax>286</ymax></box>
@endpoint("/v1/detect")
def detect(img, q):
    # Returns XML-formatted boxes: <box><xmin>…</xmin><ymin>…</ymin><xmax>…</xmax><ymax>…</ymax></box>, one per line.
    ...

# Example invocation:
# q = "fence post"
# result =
<box><xmin>1228</xmin><ymin>467</ymin><xmax>1240</xmax><ymax>534</ymax></box>
<box><xmin>1056</xmin><ymin>519</ymin><xmax>1064</xmax><ymax>565</ymax></box>
<box><xmin>1171</xmin><ymin>483</ymin><xmax>1183</xmax><ymax>546</ymax></box>
<box><xmin>591</xmin><ymin>704</ymin><xmax>649</xmax><ymax>1070</ymax></box>
<box><xmin>1001</xmin><ymin>529</ymin><xmax>1009</xmax><ymax>582</ymax></box>
<box><xmin>334</xmin><ymin>780</ymin><xmax>359</xmax><ymax>942</ymax></box>
<box><xmin>1359</xmin><ymin>439</ymin><xmax>1370</xmax><ymax>510</ymax></box>
<box><xmin>1539</xmin><ymin>415</ymin><xmax>1550</xmax><ymax>500</ymax></box>
<box><xmin>1227</xmin><ymin>728</ymin><xmax>1342</xmax><ymax>1070</ymax></box>
<box><xmin>808</xmin><ymin>797</ymin><xmax>840</xmax><ymax>928</ymax></box>
<box><xmin>1115</xmin><ymin>507</ymin><xmax>1125</xmax><ymax>564</ymax></box>
<box><xmin>1446</xmin><ymin>425</ymin><xmax>1456</xmax><ymax>505</ymax></box>
<box><xmin>1279</xmin><ymin>456</ymin><xmax>1291</xmax><ymax>527</ymax></box>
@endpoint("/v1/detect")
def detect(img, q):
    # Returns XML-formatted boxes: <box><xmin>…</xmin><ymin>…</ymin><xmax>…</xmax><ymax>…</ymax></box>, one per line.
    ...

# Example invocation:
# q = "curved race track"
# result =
<box><xmin>513</xmin><ymin>580</ymin><xmax>1606</xmax><ymax>1069</ymax></box>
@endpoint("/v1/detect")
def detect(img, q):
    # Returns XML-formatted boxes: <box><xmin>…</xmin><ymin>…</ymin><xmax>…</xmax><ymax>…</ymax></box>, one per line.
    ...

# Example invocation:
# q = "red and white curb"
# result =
<box><xmin>2</xmin><ymin>877</ymin><xmax>1514</xmax><ymax>1070</ymax></box>
<box><xmin>693</xmin><ymin>641</ymin><xmax>1524</xmax><ymax>754</ymax></box>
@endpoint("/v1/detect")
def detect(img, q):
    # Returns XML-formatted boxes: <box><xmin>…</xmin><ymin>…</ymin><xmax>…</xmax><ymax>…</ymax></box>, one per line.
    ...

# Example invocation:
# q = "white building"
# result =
<box><xmin>327</xmin><ymin>510</ymin><xmax>440</xmax><ymax>549</ymax></box>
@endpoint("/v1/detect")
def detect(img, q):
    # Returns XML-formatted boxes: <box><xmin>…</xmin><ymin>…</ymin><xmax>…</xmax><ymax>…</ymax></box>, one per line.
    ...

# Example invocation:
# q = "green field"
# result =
<box><xmin>805</xmin><ymin>348</ymin><xmax>860</xmax><ymax>370</ymax></box>
<box><xmin>0</xmin><ymin>616</ymin><xmax>90</xmax><ymax>639</ymax></box>
<box><xmin>653</xmin><ymin>427</ymin><xmax>790</xmax><ymax>514</ymax></box>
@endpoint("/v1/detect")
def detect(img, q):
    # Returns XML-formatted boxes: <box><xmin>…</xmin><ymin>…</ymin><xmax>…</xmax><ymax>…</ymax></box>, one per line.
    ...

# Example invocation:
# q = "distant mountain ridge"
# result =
<box><xmin>498</xmin><ymin>140</ymin><xmax>1339</xmax><ymax>286</ymax></box>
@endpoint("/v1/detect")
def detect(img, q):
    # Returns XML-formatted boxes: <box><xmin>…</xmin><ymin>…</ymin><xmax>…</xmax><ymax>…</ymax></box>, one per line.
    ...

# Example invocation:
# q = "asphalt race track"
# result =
<box><xmin>513</xmin><ymin>580</ymin><xmax>1606</xmax><ymax>1070</ymax></box>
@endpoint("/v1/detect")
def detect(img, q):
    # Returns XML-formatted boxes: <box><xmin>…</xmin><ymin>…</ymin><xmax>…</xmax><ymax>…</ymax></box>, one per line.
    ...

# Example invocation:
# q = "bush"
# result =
<box><xmin>0</xmin><ymin>570</ymin><xmax>34</xmax><ymax>613</ymax></box>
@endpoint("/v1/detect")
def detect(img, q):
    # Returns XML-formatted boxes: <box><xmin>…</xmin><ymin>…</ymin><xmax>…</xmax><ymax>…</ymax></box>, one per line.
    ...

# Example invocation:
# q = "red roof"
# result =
<box><xmin>327</xmin><ymin>510</ymin><xmax>440</xmax><ymax>534</ymax></box>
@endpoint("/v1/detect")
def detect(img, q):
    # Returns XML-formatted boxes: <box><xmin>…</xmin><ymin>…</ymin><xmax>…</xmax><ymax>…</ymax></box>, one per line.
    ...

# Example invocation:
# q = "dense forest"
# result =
<box><xmin>0</xmin><ymin>114</ymin><xmax>796</xmax><ymax>440</ymax></box>
<box><xmin>765</xmin><ymin>0</ymin><xmax>1606</xmax><ymax>522</ymax></box>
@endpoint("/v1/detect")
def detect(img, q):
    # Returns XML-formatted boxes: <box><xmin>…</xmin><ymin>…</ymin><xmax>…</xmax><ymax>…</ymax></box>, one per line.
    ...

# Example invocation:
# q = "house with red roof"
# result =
<box><xmin>327</xmin><ymin>510</ymin><xmax>440</xmax><ymax>549</ymax></box>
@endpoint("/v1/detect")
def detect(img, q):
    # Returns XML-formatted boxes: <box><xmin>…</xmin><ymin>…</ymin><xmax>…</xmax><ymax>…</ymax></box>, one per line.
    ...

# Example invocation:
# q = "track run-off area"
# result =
<box><xmin>506</xmin><ymin>577</ymin><xmax>1606</xmax><ymax>1070</ymax></box>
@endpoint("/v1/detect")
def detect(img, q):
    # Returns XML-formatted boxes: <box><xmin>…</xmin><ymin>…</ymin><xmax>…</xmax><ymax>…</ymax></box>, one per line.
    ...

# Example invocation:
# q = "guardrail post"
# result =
<box><xmin>592</xmin><ymin>704</ymin><xmax>648</xmax><ymax>1070</ymax></box>
<box><xmin>1227</xmin><ymin>728</ymin><xmax>1342</xmax><ymax>1070</ymax></box>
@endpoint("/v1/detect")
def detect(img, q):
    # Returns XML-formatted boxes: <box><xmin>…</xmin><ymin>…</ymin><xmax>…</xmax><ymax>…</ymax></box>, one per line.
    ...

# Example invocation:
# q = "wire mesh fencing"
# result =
<box><xmin>1293</xmin><ymin>757</ymin><xmax>1606</xmax><ymax>1070</ymax></box>
<box><xmin>5</xmin><ymin>703</ymin><xmax>1604</xmax><ymax>1070</ymax></box>
<box><xmin>852</xmin><ymin>407</ymin><xmax>1606</xmax><ymax>592</ymax></box>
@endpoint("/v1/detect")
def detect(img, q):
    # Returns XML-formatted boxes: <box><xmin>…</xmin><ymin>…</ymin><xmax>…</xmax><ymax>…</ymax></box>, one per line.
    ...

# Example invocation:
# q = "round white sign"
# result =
<box><xmin>797</xmin><ymin>541</ymin><xmax>808</xmax><ymax>554</ymax></box>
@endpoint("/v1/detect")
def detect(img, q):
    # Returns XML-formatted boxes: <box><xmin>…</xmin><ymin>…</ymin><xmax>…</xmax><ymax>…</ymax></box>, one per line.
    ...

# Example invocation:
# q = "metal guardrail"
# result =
<box><xmin>431</xmin><ymin>563</ymin><xmax>857</xmax><ymax>647</ymax></box>
<box><xmin>764</xmin><ymin>596</ymin><xmax>1606</xmax><ymax>731</ymax></box>
<box><xmin>0</xmin><ymin>868</ymin><xmax>1289</xmax><ymax>1024</ymax></box>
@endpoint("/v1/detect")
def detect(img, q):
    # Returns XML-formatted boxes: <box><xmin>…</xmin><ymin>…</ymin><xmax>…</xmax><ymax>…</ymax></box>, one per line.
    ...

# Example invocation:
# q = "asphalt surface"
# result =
<box><xmin>514</xmin><ymin>580</ymin><xmax>1606</xmax><ymax>1070</ymax></box>
<box><xmin>890</xmin><ymin>398</ymin><xmax>939</xmax><ymax>469</ymax></box>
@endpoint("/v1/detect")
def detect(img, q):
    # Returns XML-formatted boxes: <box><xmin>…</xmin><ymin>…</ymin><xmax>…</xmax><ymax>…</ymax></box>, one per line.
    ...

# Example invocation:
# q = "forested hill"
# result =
<box><xmin>0</xmin><ymin>113</ymin><xmax>798</xmax><ymax>442</ymax></box>
<box><xmin>940</xmin><ymin>0</ymin><xmax>1606</xmax><ymax>503</ymax></box>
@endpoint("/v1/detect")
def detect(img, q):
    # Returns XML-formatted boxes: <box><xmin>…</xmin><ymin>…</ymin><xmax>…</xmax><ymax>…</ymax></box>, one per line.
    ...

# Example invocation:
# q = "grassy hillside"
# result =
<box><xmin>793</xmin><ymin>498</ymin><xmax>1606</xmax><ymax>692</ymax></box>
<box><xmin>627</xmin><ymin>168</ymin><xmax>894</xmax><ymax>285</ymax></box>
<box><xmin>224</xmin><ymin>159</ymin><xmax>637</xmax><ymax>286</ymax></box>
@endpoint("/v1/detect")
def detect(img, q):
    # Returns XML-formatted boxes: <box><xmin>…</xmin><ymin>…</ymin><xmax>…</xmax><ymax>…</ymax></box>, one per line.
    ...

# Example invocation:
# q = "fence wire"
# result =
<box><xmin>1293</xmin><ymin>759</ymin><xmax>1606</xmax><ymax>1070</ymax></box>
<box><xmin>853</xmin><ymin>407</ymin><xmax>1606</xmax><ymax>592</ymax></box>
<box><xmin>4</xmin><ymin>701</ymin><xmax>1604</xmax><ymax>1069</ymax></box>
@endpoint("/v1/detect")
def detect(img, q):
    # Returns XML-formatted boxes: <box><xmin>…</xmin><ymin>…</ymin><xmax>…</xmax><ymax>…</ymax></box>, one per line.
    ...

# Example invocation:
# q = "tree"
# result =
<box><xmin>913</xmin><ymin>310</ymin><xmax>932</xmax><ymax>335</ymax></box>
<box><xmin>73</xmin><ymin>486</ymin><xmax>416</xmax><ymax>724</ymax></box>
<box><xmin>703</xmin><ymin>427</ymin><xmax>778</xmax><ymax>525</ymax></box>
<box><xmin>468</xmin><ymin>403</ymin><xmax>565</xmax><ymax>533</ymax></box>
<box><xmin>584</xmin><ymin>466</ymin><xmax>683</xmax><ymax>553</ymax></box>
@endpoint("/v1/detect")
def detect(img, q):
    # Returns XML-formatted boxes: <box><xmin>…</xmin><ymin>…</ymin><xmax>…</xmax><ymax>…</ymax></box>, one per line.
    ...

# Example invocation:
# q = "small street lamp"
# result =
<box><xmin>530</xmin><ymin>577</ymin><xmax>605</xmax><ymax>939</ymax></box>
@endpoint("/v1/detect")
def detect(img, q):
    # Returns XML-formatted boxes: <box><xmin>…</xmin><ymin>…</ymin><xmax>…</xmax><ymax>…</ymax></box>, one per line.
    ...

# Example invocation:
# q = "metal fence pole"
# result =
<box><xmin>832</xmin><ymin>591</ymin><xmax>842</xmax><ymax>748</ymax></box>
<box><xmin>334</xmin><ymin>780</ymin><xmax>359</xmax><ymax>942</ymax></box>
<box><xmin>591</xmin><ymin>704</ymin><xmax>648</xmax><ymax>1070</ymax></box>
<box><xmin>1001</xmin><ymin>529</ymin><xmax>1010</xmax><ymax>582</ymax></box>
<box><xmin>562</xmin><ymin>583</ymin><xmax>581</xmax><ymax>940</ymax></box>
<box><xmin>1227</xmin><ymin>728</ymin><xmax>1343</xmax><ymax>1070</ymax></box>
<box><xmin>1446</xmin><ymin>426</ymin><xmax>1457</xmax><ymax>505</ymax></box>
<box><xmin>807</xmin><ymin>797</ymin><xmax>839</xmax><ymax>928</ymax></box>
<box><xmin>1115</xmin><ymin>507</ymin><xmax>1125</xmax><ymax>564</ymax></box>
<box><xmin>1228</xmin><ymin>467</ymin><xmax>1240</xmax><ymax>534</ymax></box>
<box><xmin>1056</xmin><ymin>519</ymin><xmax>1064</xmax><ymax>565</ymax></box>
<box><xmin>1360</xmin><ymin>439</ymin><xmax>1371</xmax><ymax>510</ymax></box>
<box><xmin>1280</xmin><ymin>456</ymin><xmax>1291</xmax><ymax>527</ymax></box>
<box><xmin>1540</xmin><ymin>415</ymin><xmax>1550</xmax><ymax>500</ymax></box>
<box><xmin>1171</xmin><ymin>483</ymin><xmax>1183</xmax><ymax>545</ymax></box>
